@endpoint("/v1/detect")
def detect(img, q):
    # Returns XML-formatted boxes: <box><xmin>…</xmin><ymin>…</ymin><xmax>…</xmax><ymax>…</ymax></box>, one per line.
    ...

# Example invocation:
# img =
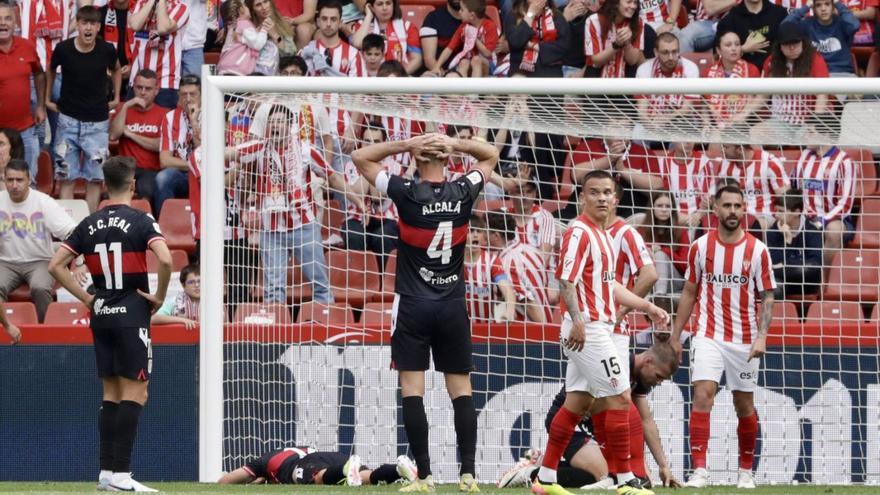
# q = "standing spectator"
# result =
<box><xmin>0</xmin><ymin>128</ymin><xmax>25</xmax><ymax>189</ymax></box>
<box><xmin>181</xmin><ymin>0</ymin><xmax>207</xmax><ymax>76</ymax></box>
<box><xmin>152</xmin><ymin>263</ymin><xmax>200</xmax><ymax>328</ymax></box>
<box><xmin>638</xmin><ymin>191</ymin><xmax>689</xmax><ymax>294</ymax></box>
<box><xmin>783</xmin><ymin>0</ymin><xmax>860</xmax><ymax>75</ymax></box>
<box><xmin>284</xmin><ymin>0</ymin><xmax>318</xmax><ymax>49</ymax></box>
<box><xmin>766</xmin><ymin>191</ymin><xmax>823</xmax><ymax>298</ymax></box>
<box><xmin>845</xmin><ymin>0</ymin><xmax>877</xmax><ymax>45</ymax></box>
<box><xmin>48</xmin><ymin>6</ymin><xmax>122</xmax><ymax>213</ymax></box>
<box><xmin>714</xmin><ymin>143</ymin><xmax>790</xmax><ymax>230</ymax></box>
<box><xmin>705</xmin><ymin>30</ymin><xmax>763</xmax><ymax>133</ymax></box>
<box><xmin>560</xmin><ymin>0</ymin><xmax>592</xmax><ymax>77</ymax></box>
<box><xmin>584</xmin><ymin>0</ymin><xmax>647</xmax><ymax>78</ymax></box>
<box><xmin>352</xmin><ymin>0</ymin><xmax>423</xmax><ymax>74</ymax></box>
<box><xmin>420</xmin><ymin>0</ymin><xmax>463</xmax><ymax>73</ymax></box>
<box><xmin>362</xmin><ymin>33</ymin><xmax>386</xmax><ymax>75</ymax></box>
<box><xmin>716</xmin><ymin>0</ymin><xmax>788</xmax><ymax>69</ymax></box>
<box><xmin>430</xmin><ymin>0</ymin><xmax>499</xmax><ymax>77</ymax></box>
<box><xmin>0</xmin><ymin>159</ymin><xmax>77</xmax><ymax>322</ymax></box>
<box><xmin>677</xmin><ymin>0</ymin><xmax>737</xmax><ymax>53</ymax></box>
<box><xmin>464</xmin><ymin>214</ymin><xmax>517</xmax><ymax>322</ymax></box>
<box><xmin>110</xmin><ymin>69</ymin><xmax>165</xmax><ymax>202</ymax></box>
<box><xmin>635</xmin><ymin>32</ymin><xmax>699</xmax><ymax>141</ymax></box>
<box><xmin>99</xmin><ymin>0</ymin><xmax>133</xmax><ymax>99</ymax></box>
<box><xmin>0</xmin><ymin>3</ymin><xmax>47</xmax><ymax>177</ymax></box>
<box><xmin>505</xmin><ymin>0</ymin><xmax>571</xmax><ymax>77</ymax></box>
<box><xmin>128</xmin><ymin>0</ymin><xmax>191</xmax><ymax>109</ymax></box>
<box><xmin>156</xmin><ymin>74</ymin><xmax>200</xmax><ymax>216</ymax></box>
<box><xmin>217</xmin><ymin>0</ymin><xmax>271</xmax><ymax>75</ymax></box>
<box><xmin>659</xmin><ymin>141</ymin><xmax>713</xmax><ymax>230</ymax></box>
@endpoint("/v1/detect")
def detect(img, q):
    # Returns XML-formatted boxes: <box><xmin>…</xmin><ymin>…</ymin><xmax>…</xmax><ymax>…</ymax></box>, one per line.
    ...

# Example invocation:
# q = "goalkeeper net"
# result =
<box><xmin>201</xmin><ymin>75</ymin><xmax>880</xmax><ymax>485</ymax></box>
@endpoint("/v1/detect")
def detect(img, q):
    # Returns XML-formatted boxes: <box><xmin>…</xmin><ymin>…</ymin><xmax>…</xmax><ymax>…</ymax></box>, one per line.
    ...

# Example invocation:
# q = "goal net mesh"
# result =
<box><xmin>215</xmin><ymin>88</ymin><xmax>880</xmax><ymax>485</ymax></box>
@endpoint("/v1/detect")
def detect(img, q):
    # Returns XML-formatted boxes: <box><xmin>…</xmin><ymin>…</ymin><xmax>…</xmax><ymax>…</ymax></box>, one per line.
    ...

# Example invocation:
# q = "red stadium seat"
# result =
<box><xmin>327</xmin><ymin>249</ymin><xmax>381</xmax><ymax>307</ymax></box>
<box><xmin>36</xmin><ymin>150</ymin><xmax>54</xmax><ymax>194</ymax></box>
<box><xmin>854</xmin><ymin>198</ymin><xmax>880</xmax><ymax>249</ymax></box>
<box><xmin>866</xmin><ymin>52</ymin><xmax>880</xmax><ymax>78</ymax></box>
<box><xmin>843</xmin><ymin>148</ymin><xmax>878</xmax><ymax>198</ymax></box>
<box><xmin>287</xmin><ymin>261</ymin><xmax>314</xmax><ymax>303</ymax></box>
<box><xmin>158</xmin><ymin>199</ymin><xmax>196</xmax><ymax>254</ymax></box>
<box><xmin>360</xmin><ymin>301</ymin><xmax>395</xmax><ymax>327</ymax></box>
<box><xmin>296</xmin><ymin>302</ymin><xmax>354</xmax><ymax>325</ymax></box>
<box><xmin>321</xmin><ymin>200</ymin><xmax>346</xmax><ymax>245</ymax></box>
<box><xmin>682</xmin><ymin>51</ymin><xmax>713</xmax><ymax>77</ymax></box>
<box><xmin>3</xmin><ymin>302</ymin><xmax>38</xmax><ymax>325</ymax></box>
<box><xmin>44</xmin><ymin>302</ymin><xmax>90</xmax><ymax>325</ymax></box>
<box><xmin>805</xmin><ymin>301</ymin><xmax>864</xmax><ymax>324</ymax></box>
<box><xmin>401</xmin><ymin>4</ymin><xmax>432</xmax><ymax>27</ymax></box>
<box><xmin>98</xmin><ymin>198</ymin><xmax>153</xmax><ymax>216</ymax></box>
<box><xmin>872</xmin><ymin>303</ymin><xmax>879</xmax><ymax>321</ymax></box>
<box><xmin>147</xmin><ymin>249</ymin><xmax>190</xmax><ymax>272</ymax></box>
<box><xmin>823</xmin><ymin>250</ymin><xmax>880</xmax><ymax>302</ymax></box>
<box><xmin>233</xmin><ymin>303</ymin><xmax>292</xmax><ymax>324</ymax></box>
<box><xmin>204</xmin><ymin>51</ymin><xmax>221</xmax><ymax>66</ymax></box>
<box><xmin>757</xmin><ymin>301</ymin><xmax>800</xmax><ymax>325</ymax></box>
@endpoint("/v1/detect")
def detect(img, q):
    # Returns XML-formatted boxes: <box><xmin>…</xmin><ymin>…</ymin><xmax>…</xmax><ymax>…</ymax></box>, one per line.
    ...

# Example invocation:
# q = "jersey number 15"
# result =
<box><xmin>95</xmin><ymin>242</ymin><xmax>124</xmax><ymax>290</ymax></box>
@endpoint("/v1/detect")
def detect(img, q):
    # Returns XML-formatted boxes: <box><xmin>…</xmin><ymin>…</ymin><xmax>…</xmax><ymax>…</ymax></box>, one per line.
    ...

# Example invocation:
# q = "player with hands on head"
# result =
<box><xmin>669</xmin><ymin>184</ymin><xmax>776</xmax><ymax>490</ymax></box>
<box><xmin>352</xmin><ymin>132</ymin><xmax>498</xmax><ymax>493</ymax></box>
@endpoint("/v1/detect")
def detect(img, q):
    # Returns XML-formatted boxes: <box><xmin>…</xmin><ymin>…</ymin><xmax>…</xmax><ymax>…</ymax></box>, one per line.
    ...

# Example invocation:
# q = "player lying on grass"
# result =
<box><xmin>219</xmin><ymin>447</ymin><xmax>418</xmax><ymax>486</ymax></box>
<box><xmin>497</xmin><ymin>343</ymin><xmax>682</xmax><ymax>489</ymax></box>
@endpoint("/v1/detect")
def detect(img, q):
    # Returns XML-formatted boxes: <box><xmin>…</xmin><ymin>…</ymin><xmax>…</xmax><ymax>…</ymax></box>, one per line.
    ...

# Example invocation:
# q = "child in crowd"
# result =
<box><xmin>217</xmin><ymin>0</ymin><xmax>272</xmax><ymax>75</ymax></box>
<box><xmin>431</xmin><ymin>0</ymin><xmax>498</xmax><ymax>76</ymax></box>
<box><xmin>362</xmin><ymin>33</ymin><xmax>387</xmax><ymax>76</ymax></box>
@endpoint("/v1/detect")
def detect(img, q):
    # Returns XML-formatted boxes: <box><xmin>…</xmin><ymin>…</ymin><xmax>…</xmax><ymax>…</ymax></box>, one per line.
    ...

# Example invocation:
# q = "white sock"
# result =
<box><xmin>99</xmin><ymin>470</ymin><xmax>112</xmax><ymax>481</ymax></box>
<box><xmin>537</xmin><ymin>466</ymin><xmax>557</xmax><ymax>484</ymax></box>
<box><xmin>617</xmin><ymin>471</ymin><xmax>635</xmax><ymax>484</ymax></box>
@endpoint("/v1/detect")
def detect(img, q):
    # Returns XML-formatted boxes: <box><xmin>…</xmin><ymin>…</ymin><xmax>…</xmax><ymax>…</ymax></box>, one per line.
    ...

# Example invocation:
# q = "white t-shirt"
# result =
<box><xmin>0</xmin><ymin>190</ymin><xmax>77</xmax><ymax>263</ymax></box>
<box><xmin>182</xmin><ymin>0</ymin><xmax>207</xmax><ymax>51</ymax></box>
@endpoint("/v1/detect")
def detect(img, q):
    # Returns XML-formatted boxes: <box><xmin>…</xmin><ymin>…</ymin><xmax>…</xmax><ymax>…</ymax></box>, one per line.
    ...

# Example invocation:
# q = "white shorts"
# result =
<box><xmin>690</xmin><ymin>336</ymin><xmax>759</xmax><ymax>392</ymax></box>
<box><xmin>611</xmin><ymin>331</ymin><xmax>631</xmax><ymax>381</ymax></box>
<box><xmin>562</xmin><ymin>319</ymin><xmax>629</xmax><ymax>399</ymax></box>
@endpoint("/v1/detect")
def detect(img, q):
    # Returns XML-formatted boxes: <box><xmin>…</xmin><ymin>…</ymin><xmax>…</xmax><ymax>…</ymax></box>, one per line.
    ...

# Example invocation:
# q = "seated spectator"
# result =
<box><xmin>278</xmin><ymin>54</ymin><xmax>309</xmax><ymax>75</ymax></box>
<box><xmin>420</xmin><ymin>0</ymin><xmax>464</xmax><ymax>73</ymax></box>
<box><xmin>716</xmin><ymin>0</ymin><xmax>788</xmax><ymax>69</ymax></box>
<box><xmin>756</xmin><ymin>23</ymin><xmax>831</xmax><ymax>143</ymax></box>
<box><xmin>301</xmin><ymin>0</ymin><xmax>368</xmax><ymax>77</ymax></box>
<box><xmin>128</xmin><ymin>0</ymin><xmax>191</xmax><ymax>109</ymax></box>
<box><xmin>351</xmin><ymin>0</ymin><xmax>423</xmax><ymax>74</ymax></box>
<box><xmin>714</xmin><ymin>143</ymin><xmax>790</xmax><ymax>230</ymax></box>
<box><xmin>464</xmin><ymin>214</ymin><xmax>517</xmax><ymax>322</ymax></box>
<box><xmin>246</xmin><ymin>0</ymin><xmax>297</xmax><ymax>75</ymax></box>
<box><xmin>638</xmin><ymin>191</ymin><xmax>689</xmax><ymax>295</ymax></box>
<box><xmin>0</xmin><ymin>160</ymin><xmax>77</xmax><ymax>322</ymax></box>
<box><xmin>510</xmin><ymin>179</ymin><xmax>558</xmax><ymax>265</ymax></box>
<box><xmin>678</xmin><ymin>0</ymin><xmax>737</xmax><ymax>53</ymax></box>
<box><xmin>705</xmin><ymin>30</ymin><xmax>763</xmax><ymax>133</ymax></box>
<box><xmin>110</xmin><ymin>69</ymin><xmax>166</xmax><ymax>202</ymax></box>
<box><xmin>845</xmin><ymin>0</ymin><xmax>877</xmax><ymax>45</ymax></box>
<box><xmin>431</xmin><ymin>0</ymin><xmax>499</xmax><ymax>77</ymax></box>
<box><xmin>362</xmin><ymin>33</ymin><xmax>387</xmax><ymax>76</ymax></box>
<box><xmin>766</xmin><ymin>190</ymin><xmax>823</xmax><ymax>298</ymax></box>
<box><xmin>783</xmin><ymin>0</ymin><xmax>860</xmax><ymax>75</ymax></box>
<box><xmin>658</xmin><ymin>141</ymin><xmax>713</xmax><ymax>231</ymax></box>
<box><xmin>152</xmin><ymin>263</ymin><xmax>200</xmax><ymax>329</ymax></box>
<box><xmin>286</xmin><ymin>0</ymin><xmax>319</xmax><ymax>49</ymax></box>
<box><xmin>157</xmin><ymin>74</ymin><xmax>201</xmax><ymax>216</ymax></box>
<box><xmin>0</xmin><ymin>128</ymin><xmax>25</xmax><ymax>189</ymax></box>
<box><xmin>584</xmin><ymin>0</ymin><xmax>647</xmax><ymax>78</ymax></box>
<box><xmin>504</xmin><ymin>0</ymin><xmax>571</xmax><ymax>77</ymax></box>
<box><xmin>217</xmin><ymin>0</ymin><xmax>271</xmax><ymax>76</ymax></box>
<box><xmin>635</xmin><ymin>32</ymin><xmax>699</xmax><ymax>141</ymax></box>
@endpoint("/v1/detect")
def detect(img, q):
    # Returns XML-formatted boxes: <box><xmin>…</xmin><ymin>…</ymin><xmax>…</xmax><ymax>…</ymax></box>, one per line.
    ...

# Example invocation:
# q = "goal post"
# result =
<box><xmin>200</xmin><ymin>69</ymin><xmax>880</xmax><ymax>484</ymax></box>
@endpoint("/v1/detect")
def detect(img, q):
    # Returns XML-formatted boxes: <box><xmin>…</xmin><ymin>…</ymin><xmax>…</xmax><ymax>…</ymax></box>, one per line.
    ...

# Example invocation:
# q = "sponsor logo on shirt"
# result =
<box><xmin>703</xmin><ymin>273</ymin><xmax>749</xmax><ymax>286</ymax></box>
<box><xmin>126</xmin><ymin>123</ymin><xmax>160</xmax><ymax>134</ymax></box>
<box><xmin>93</xmin><ymin>298</ymin><xmax>129</xmax><ymax>316</ymax></box>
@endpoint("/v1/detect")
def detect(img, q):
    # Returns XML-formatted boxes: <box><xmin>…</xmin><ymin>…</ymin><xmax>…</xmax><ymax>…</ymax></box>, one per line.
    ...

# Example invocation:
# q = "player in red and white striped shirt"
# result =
<box><xmin>464</xmin><ymin>215</ymin><xmax>516</xmax><ymax>322</ymax></box>
<box><xmin>533</xmin><ymin>170</ymin><xmax>667</xmax><ymax>495</ymax></box>
<box><xmin>128</xmin><ymin>0</ymin><xmax>189</xmax><ymax>105</ymax></box>
<box><xmin>670</xmin><ymin>183</ymin><xmax>776</xmax><ymax>490</ymax></box>
<box><xmin>713</xmin><ymin>144</ymin><xmax>790</xmax><ymax>229</ymax></box>
<box><xmin>660</xmin><ymin>142</ymin><xmax>713</xmax><ymax>226</ymax></box>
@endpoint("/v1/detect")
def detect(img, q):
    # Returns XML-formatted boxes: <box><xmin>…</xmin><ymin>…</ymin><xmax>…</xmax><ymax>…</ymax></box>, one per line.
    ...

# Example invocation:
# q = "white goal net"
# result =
<box><xmin>200</xmin><ymin>75</ymin><xmax>880</xmax><ymax>485</ymax></box>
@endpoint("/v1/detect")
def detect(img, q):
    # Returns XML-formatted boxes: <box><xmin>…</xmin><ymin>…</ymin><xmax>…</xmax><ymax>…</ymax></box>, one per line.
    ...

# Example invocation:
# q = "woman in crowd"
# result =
<box><xmin>639</xmin><ymin>192</ymin><xmax>690</xmax><ymax>295</ymax></box>
<box><xmin>705</xmin><ymin>29</ymin><xmax>763</xmax><ymax>134</ymax></box>
<box><xmin>0</xmin><ymin>129</ymin><xmax>25</xmax><ymax>190</ymax></box>
<box><xmin>351</xmin><ymin>0</ymin><xmax>423</xmax><ymax>74</ymax></box>
<box><xmin>247</xmin><ymin>0</ymin><xmax>297</xmax><ymax>74</ymax></box>
<box><xmin>504</xmin><ymin>0</ymin><xmax>571</xmax><ymax>77</ymax></box>
<box><xmin>583</xmin><ymin>0</ymin><xmax>646</xmax><ymax>78</ymax></box>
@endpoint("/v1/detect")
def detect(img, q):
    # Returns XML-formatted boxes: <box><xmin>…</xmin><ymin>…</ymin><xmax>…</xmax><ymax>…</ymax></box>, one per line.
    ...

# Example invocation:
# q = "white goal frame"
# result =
<box><xmin>199</xmin><ymin>68</ymin><xmax>880</xmax><ymax>482</ymax></box>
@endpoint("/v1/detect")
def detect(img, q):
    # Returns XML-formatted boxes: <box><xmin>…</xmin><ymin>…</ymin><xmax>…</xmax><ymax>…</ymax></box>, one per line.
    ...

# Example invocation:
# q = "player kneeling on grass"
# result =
<box><xmin>219</xmin><ymin>448</ymin><xmax>418</xmax><ymax>486</ymax></box>
<box><xmin>498</xmin><ymin>343</ymin><xmax>681</xmax><ymax>490</ymax></box>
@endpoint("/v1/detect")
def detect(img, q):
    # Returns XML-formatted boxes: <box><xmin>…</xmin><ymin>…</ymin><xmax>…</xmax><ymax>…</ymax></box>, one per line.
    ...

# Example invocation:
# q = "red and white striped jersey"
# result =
<box><xmin>515</xmin><ymin>203</ymin><xmax>558</xmax><ymax>249</ymax></box>
<box><xmin>695</xmin><ymin>0</ymin><xmax>738</xmax><ymax>20</ymax></box>
<box><xmin>342</xmin><ymin>156</ymin><xmax>404</xmax><ymax>223</ymax></box>
<box><xmin>635</xmin><ymin>57</ymin><xmax>700</xmax><ymax>117</ymax></box>
<box><xmin>375</xmin><ymin>114</ymin><xmax>423</xmax><ymax>166</ymax></box>
<box><xmin>584</xmin><ymin>15</ymin><xmax>645</xmax><ymax>78</ymax></box>
<box><xmin>685</xmin><ymin>231</ymin><xmax>776</xmax><ymax>345</ymax></box>
<box><xmin>301</xmin><ymin>39</ymin><xmax>367</xmax><ymax>77</ymax></box>
<box><xmin>464</xmin><ymin>249</ymin><xmax>509</xmax><ymax>321</ymax></box>
<box><xmin>16</xmin><ymin>0</ymin><xmax>75</xmax><ymax>71</ymax></box>
<box><xmin>351</xmin><ymin>18</ymin><xmax>421</xmax><ymax>66</ymax></box>
<box><xmin>712</xmin><ymin>149</ymin><xmax>790</xmax><ymax>216</ymax></box>
<box><xmin>160</xmin><ymin>107</ymin><xmax>193</xmax><ymax>162</ymax></box>
<box><xmin>607</xmin><ymin>218</ymin><xmax>653</xmax><ymax>334</ymax></box>
<box><xmin>794</xmin><ymin>147</ymin><xmax>857</xmax><ymax>222</ymax></box>
<box><xmin>660</xmin><ymin>151</ymin><xmax>714</xmax><ymax>218</ymax></box>
<box><xmin>129</xmin><ymin>0</ymin><xmax>189</xmax><ymax>89</ymax></box>
<box><xmin>556</xmin><ymin>214</ymin><xmax>617</xmax><ymax>325</ymax></box>
<box><xmin>500</xmin><ymin>239</ymin><xmax>554</xmax><ymax>322</ymax></box>
<box><xmin>640</xmin><ymin>0</ymin><xmax>671</xmax><ymax>29</ymax></box>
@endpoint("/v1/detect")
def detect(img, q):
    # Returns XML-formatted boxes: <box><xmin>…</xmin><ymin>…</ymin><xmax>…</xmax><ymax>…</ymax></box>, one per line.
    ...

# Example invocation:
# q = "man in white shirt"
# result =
<box><xmin>0</xmin><ymin>160</ymin><xmax>77</xmax><ymax>321</ymax></box>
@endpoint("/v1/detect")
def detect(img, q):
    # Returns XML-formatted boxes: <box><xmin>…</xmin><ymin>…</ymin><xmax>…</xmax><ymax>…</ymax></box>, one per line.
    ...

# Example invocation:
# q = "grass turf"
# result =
<box><xmin>0</xmin><ymin>483</ymin><xmax>877</xmax><ymax>494</ymax></box>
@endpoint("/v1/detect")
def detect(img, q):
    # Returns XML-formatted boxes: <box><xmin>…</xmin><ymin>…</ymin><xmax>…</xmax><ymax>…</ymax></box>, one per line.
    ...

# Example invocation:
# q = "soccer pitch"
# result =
<box><xmin>1</xmin><ymin>483</ymin><xmax>878</xmax><ymax>494</ymax></box>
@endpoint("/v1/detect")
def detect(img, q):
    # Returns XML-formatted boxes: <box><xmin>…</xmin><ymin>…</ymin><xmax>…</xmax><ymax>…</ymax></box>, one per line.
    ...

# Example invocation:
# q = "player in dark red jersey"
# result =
<box><xmin>218</xmin><ymin>447</ymin><xmax>418</xmax><ymax>486</ymax></box>
<box><xmin>352</xmin><ymin>133</ymin><xmax>498</xmax><ymax>492</ymax></box>
<box><xmin>49</xmin><ymin>156</ymin><xmax>172</xmax><ymax>493</ymax></box>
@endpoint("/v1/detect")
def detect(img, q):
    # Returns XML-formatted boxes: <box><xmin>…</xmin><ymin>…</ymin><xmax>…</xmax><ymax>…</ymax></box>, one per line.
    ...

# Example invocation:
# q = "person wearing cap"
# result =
<box><xmin>783</xmin><ymin>0</ymin><xmax>860</xmax><ymax>75</ymax></box>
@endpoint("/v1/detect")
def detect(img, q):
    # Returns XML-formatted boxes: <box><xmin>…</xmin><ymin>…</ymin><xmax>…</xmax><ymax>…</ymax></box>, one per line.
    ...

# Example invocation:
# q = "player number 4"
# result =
<box><xmin>95</xmin><ymin>242</ymin><xmax>123</xmax><ymax>290</ymax></box>
<box><xmin>601</xmin><ymin>357</ymin><xmax>621</xmax><ymax>377</ymax></box>
<box><xmin>427</xmin><ymin>221</ymin><xmax>453</xmax><ymax>265</ymax></box>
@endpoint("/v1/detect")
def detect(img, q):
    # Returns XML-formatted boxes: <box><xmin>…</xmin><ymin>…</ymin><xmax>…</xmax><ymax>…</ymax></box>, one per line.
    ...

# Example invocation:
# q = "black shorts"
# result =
<box><xmin>297</xmin><ymin>452</ymin><xmax>350</xmax><ymax>484</ymax></box>
<box><xmin>564</xmin><ymin>431</ymin><xmax>591</xmax><ymax>463</ymax></box>
<box><xmin>91</xmin><ymin>325</ymin><xmax>152</xmax><ymax>381</ymax></box>
<box><xmin>391</xmin><ymin>294</ymin><xmax>473</xmax><ymax>373</ymax></box>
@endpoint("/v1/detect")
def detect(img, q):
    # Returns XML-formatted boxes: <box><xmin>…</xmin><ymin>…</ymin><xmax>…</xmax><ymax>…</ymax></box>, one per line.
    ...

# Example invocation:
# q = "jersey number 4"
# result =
<box><xmin>427</xmin><ymin>221</ymin><xmax>453</xmax><ymax>265</ymax></box>
<box><xmin>95</xmin><ymin>242</ymin><xmax>123</xmax><ymax>290</ymax></box>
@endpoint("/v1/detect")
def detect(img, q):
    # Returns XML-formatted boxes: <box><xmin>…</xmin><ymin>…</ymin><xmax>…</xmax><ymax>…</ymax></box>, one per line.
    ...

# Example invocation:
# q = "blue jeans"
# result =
<box><xmin>678</xmin><ymin>20</ymin><xmax>717</xmax><ymax>53</ymax></box>
<box><xmin>154</xmin><ymin>168</ymin><xmax>189</xmax><ymax>216</ymax></box>
<box><xmin>30</xmin><ymin>74</ymin><xmax>62</xmax><ymax>155</ymax></box>
<box><xmin>53</xmin><ymin>113</ymin><xmax>109</xmax><ymax>181</ymax></box>
<box><xmin>260</xmin><ymin>222</ymin><xmax>333</xmax><ymax>304</ymax></box>
<box><xmin>19</xmin><ymin>126</ymin><xmax>40</xmax><ymax>180</ymax></box>
<box><xmin>181</xmin><ymin>48</ymin><xmax>204</xmax><ymax>76</ymax></box>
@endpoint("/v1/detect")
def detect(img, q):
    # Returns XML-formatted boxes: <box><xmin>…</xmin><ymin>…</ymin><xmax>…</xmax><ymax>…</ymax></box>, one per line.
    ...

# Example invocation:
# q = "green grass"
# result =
<box><xmin>0</xmin><ymin>483</ymin><xmax>877</xmax><ymax>495</ymax></box>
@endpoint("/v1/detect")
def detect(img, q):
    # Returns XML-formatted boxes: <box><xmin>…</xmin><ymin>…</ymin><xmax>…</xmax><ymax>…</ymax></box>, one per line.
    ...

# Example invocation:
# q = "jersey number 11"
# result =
<box><xmin>95</xmin><ymin>242</ymin><xmax>124</xmax><ymax>290</ymax></box>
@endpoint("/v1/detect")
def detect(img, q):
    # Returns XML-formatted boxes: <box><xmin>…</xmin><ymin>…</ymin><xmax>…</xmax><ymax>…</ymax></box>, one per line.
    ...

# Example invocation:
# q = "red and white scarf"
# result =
<box><xmin>706</xmin><ymin>59</ymin><xmax>752</xmax><ymax>124</ymax></box>
<box><xmin>519</xmin><ymin>8</ymin><xmax>556</xmax><ymax>73</ymax></box>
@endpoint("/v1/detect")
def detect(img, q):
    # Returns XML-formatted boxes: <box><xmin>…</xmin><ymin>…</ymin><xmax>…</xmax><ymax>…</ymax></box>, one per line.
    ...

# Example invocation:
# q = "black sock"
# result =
<box><xmin>112</xmin><ymin>401</ymin><xmax>143</xmax><ymax>473</ymax></box>
<box><xmin>402</xmin><ymin>396</ymin><xmax>431</xmax><ymax>478</ymax></box>
<box><xmin>557</xmin><ymin>466</ymin><xmax>597</xmax><ymax>487</ymax></box>
<box><xmin>99</xmin><ymin>401</ymin><xmax>119</xmax><ymax>471</ymax></box>
<box><xmin>369</xmin><ymin>464</ymin><xmax>400</xmax><ymax>485</ymax></box>
<box><xmin>452</xmin><ymin>395</ymin><xmax>477</xmax><ymax>476</ymax></box>
<box><xmin>322</xmin><ymin>464</ymin><xmax>345</xmax><ymax>485</ymax></box>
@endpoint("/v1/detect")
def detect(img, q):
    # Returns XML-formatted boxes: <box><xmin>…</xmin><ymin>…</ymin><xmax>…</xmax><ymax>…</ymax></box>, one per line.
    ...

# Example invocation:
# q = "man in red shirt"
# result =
<box><xmin>110</xmin><ymin>69</ymin><xmax>167</xmax><ymax>203</ymax></box>
<box><xmin>0</xmin><ymin>3</ymin><xmax>47</xmax><ymax>178</ymax></box>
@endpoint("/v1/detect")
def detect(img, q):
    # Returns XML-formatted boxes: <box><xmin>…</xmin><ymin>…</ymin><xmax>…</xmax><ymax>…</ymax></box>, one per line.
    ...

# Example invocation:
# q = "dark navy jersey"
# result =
<box><xmin>386</xmin><ymin>170</ymin><xmax>484</xmax><ymax>300</ymax></box>
<box><xmin>243</xmin><ymin>447</ymin><xmax>317</xmax><ymax>484</ymax></box>
<box><xmin>62</xmin><ymin>204</ymin><xmax>164</xmax><ymax>329</ymax></box>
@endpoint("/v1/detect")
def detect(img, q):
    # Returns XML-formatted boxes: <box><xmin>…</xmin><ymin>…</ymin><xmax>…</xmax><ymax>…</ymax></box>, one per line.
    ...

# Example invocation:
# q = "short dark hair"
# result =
<box><xmin>180</xmin><ymin>74</ymin><xmax>201</xmax><ymax>89</ymax></box>
<box><xmin>714</xmin><ymin>28</ymin><xmax>741</xmax><ymax>50</ymax></box>
<box><xmin>774</xmin><ymin>189</ymin><xmax>804</xmax><ymax>211</ymax></box>
<box><xmin>486</xmin><ymin>211</ymin><xmax>515</xmax><ymax>242</ymax></box>
<box><xmin>581</xmin><ymin>169</ymin><xmax>615</xmax><ymax>188</ymax></box>
<box><xmin>76</xmin><ymin>5</ymin><xmax>102</xmax><ymax>23</ymax></box>
<box><xmin>4</xmin><ymin>158</ymin><xmax>29</xmax><ymax>175</ymax></box>
<box><xmin>646</xmin><ymin>342</ymin><xmax>680</xmax><ymax>375</ymax></box>
<box><xmin>180</xmin><ymin>263</ymin><xmax>200</xmax><ymax>285</ymax></box>
<box><xmin>377</xmin><ymin>60</ymin><xmax>407</xmax><ymax>77</ymax></box>
<box><xmin>445</xmin><ymin>124</ymin><xmax>472</xmax><ymax>138</ymax></box>
<box><xmin>103</xmin><ymin>156</ymin><xmax>136</xmax><ymax>194</ymax></box>
<box><xmin>715</xmin><ymin>183</ymin><xmax>744</xmax><ymax>201</ymax></box>
<box><xmin>461</xmin><ymin>0</ymin><xmax>487</xmax><ymax>17</ymax></box>
<box><xmin>361</xmin><ymin>120</ymin><xmax>388</xmax><ymax>141</ymax></box>
<box><xmin>279</xmin><ymin>55</ymin><xmax>308</xmax><ymax>75</ymax></box>
<box><xmin>470</xmin><ymin>214</ymin><xmax>486</xmax><ymax>230</ymax></box>
<box><xmin>614</xmin><ymin>180</ymin><xmax>624</xmax><ymax>199</ymax></box>
<box><xmin>134</xmin><ymin>68</ymin><xmax>158</xmax><ymax>81</ymax></box>
<box><xmin>268</xmin><ymin>104</ymin><xmax>296</xmax><ymax>122</ymax></box>
<box><xmin>0</xmin><ymin>128</ymin><xmax>25</xmax><ymax>161</ymax></box>
<box><xmin>362</xmin><ymin>33</ymin><xmax>386</xmax><ymax>53</ymax></box>
<box><xmin>316</xmin><ymin>0</ymin><xmax>343</xmax><ymax>17</ymax></box>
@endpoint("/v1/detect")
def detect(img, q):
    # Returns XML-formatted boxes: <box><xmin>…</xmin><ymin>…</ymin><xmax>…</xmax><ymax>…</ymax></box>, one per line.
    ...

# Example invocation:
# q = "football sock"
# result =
<box><xmin>113</xmin><ymin>401</ymin><xmax>143</xmax><ymax>473</ymax></box>
<box><xmin>99</xmin><ymin>401</ymin><xmax>119</xmax><ymax>471</ymax></box>
<box><xmin>369</xmin><ymin>464</ymin><xmax>401</xmax><ymax>485</ymax></box>
<box><xmin>452</xmin><ymin>395</ymin><xmax>477</xmax><ymax>476</ymax></box>
<box><xmin>738</xmin><ymin>412</ymin><xmax>759</xmax><ymax>470</ymax></box>
<box><xmin>322</xmin><ymin>464</ymin><xmax>345</xmax><ymax>485</ymax></box>
<box><xmin>529</xmin><ymin>466</ymin><xmax>595</xmax><ymax>487</ymax></box>
<box><xmin>538</xmin><ymin>406</ymin><xmax>581</xmax><ymax>483</ymax></box>
<box><xmin>591</xmin><ymin>410</ymin><xmax>613</xmax><ymax>473</ymax></box>
<box><xmin>628</xmin><ymin>402</ymin><xmax>647</xmax><ymax>478</ymax></box>
<box><xmin>690</xmin><ymin>410</ymin><xmax>711</xmax><ymax>469</ymax></box>
<box><xmin>402</xmin><ymin>396</ymin><xmax>432</xmax><ymax>478</ymax></box>
<box><xmin>605</xmin><ymin>408</ymin><xmax>633</xmax><ymax>482</ymax></box>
